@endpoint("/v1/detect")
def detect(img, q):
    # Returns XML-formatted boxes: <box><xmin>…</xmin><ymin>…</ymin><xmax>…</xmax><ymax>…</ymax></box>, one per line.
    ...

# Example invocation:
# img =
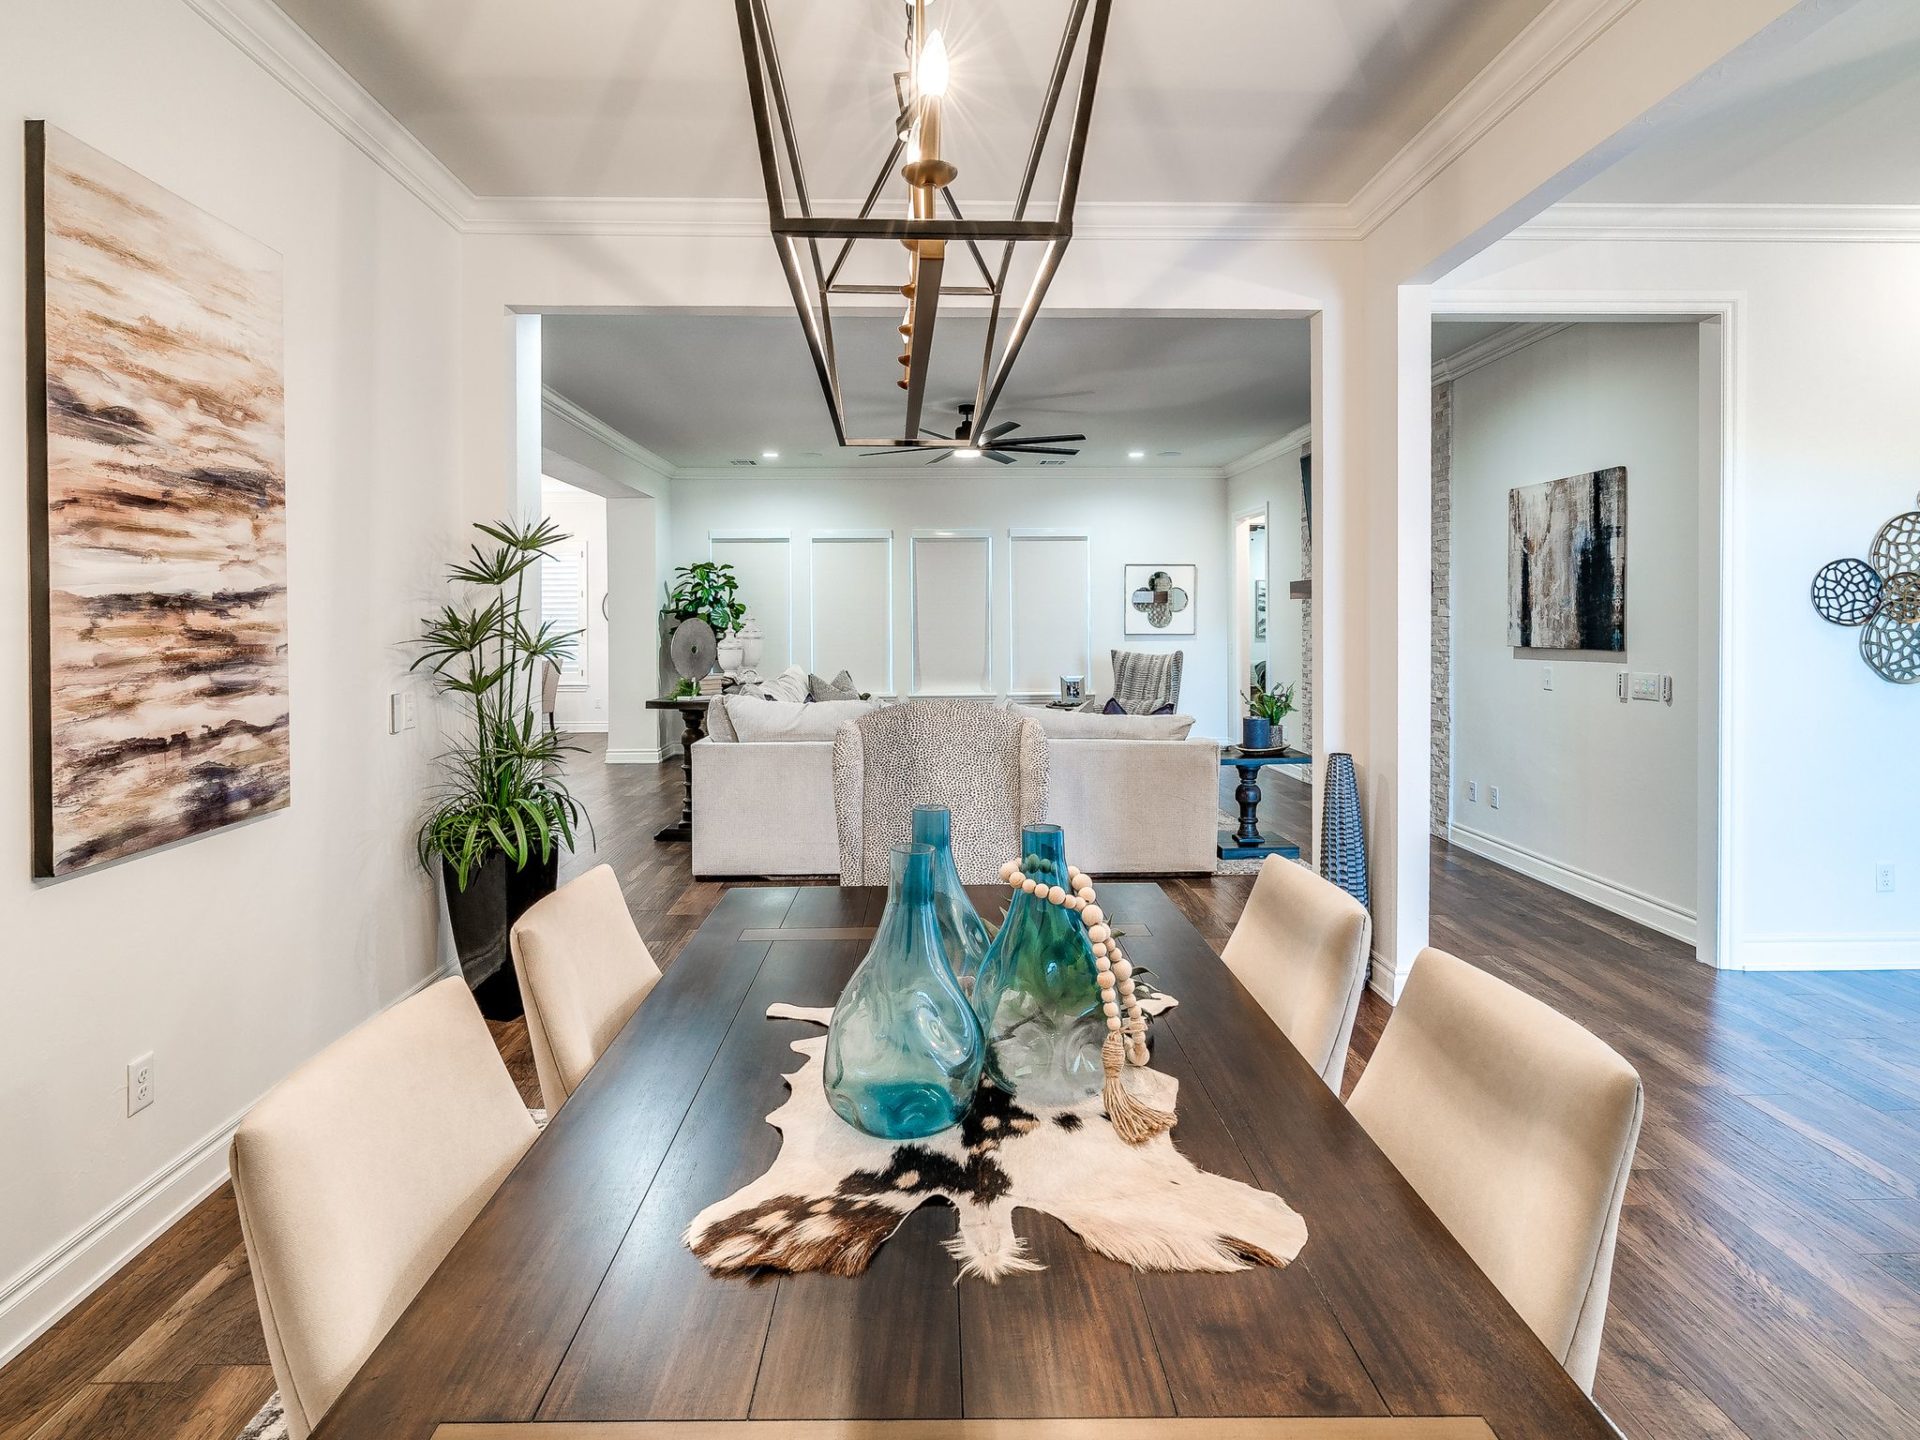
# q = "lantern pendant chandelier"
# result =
<box><xmin>733</xmin><ymin>0</ymin><xmax>1113</xmax><ymax>451</ymax></box>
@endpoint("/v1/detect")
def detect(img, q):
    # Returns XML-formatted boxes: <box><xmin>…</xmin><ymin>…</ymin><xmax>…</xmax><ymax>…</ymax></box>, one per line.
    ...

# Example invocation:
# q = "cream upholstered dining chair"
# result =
<box><xmin>833</xmin><ymin>699</ymin><xmax>1048</xmax><ymax>885</ymax></box>
<box><xmin>1348</xmin><ymin>947</ymin><xmax>1643</xmax><ymax>1392</ymax></box>
<box><xmin>1220</xmin><ymin>855</ymin><xmax>1371</xmax><ymax>1091</ymax></box>
<box><xmin>510</xmin><ymin>863</ymin><xmax>662</xmax><ymax>1114</ymax></box>
<box><xmin>230</xmin><ymin>977</ymin><xmax>537</xmax><ymax>1439</ymax></box>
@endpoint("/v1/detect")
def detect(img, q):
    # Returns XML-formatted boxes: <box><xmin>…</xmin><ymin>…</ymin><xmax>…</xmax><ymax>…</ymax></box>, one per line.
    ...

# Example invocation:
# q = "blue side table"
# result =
<box><xmin>1218</xmin><ymin>746</ymin><xmax>1313</xmax><ymax>861</ymax></box>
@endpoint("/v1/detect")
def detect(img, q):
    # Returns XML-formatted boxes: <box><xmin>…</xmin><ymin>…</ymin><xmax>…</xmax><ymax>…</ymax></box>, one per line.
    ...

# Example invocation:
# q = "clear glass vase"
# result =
<box><xmin>824</xmin><ymin>844</ymin><xmax>986</xmax><ymax>1139</ymax></box>
<box><xmin>970</xmin><ymin>823</ymin><xmax>1107</xmax><ymax>1106</ymax></box>
<box><xmin>912</xmin><ymin>804</ymin><xmax>991</xmax><ymax>997</ymax></box>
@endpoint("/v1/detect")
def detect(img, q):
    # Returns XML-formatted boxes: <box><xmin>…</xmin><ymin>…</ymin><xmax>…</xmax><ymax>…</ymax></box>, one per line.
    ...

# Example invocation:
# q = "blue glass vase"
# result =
<box><xmin>824</xmin><ymin>844</ymin><xmax>986</xmax><ymax>1139</ymax></box>
<box><xmin>912</xmin><ymin>805</ymin><xmax>991</xmax><ymax>997</ymax></box>
<box><xmin>970</xmin><ymin>824</ymin><xmax>1106</xmax><ymax>1106</ymax></box>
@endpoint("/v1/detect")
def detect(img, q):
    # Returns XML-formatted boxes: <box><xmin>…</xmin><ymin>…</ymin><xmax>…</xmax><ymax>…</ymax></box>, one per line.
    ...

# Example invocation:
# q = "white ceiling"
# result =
<box><xmin>1571</xmin><ymin>0</ymin><xmax>1920</xmax><ymax>206</ymax></box>
<box><xmin>269</xmin><ymin>0</ymin><xmax>1553</xmax><ymax>204</ymax></box>
<box><xmin>542</xmin><ymin>313</ymin><xmax>1310</xmax><ymax>471</ymax></box>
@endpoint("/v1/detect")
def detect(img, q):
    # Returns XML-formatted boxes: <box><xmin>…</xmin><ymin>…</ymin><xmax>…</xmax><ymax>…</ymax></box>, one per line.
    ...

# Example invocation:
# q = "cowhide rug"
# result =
<box><xmin>685</xmin><ymin>1004</ymin><xmax>1308</xmax><ymax>1282</ymax></box>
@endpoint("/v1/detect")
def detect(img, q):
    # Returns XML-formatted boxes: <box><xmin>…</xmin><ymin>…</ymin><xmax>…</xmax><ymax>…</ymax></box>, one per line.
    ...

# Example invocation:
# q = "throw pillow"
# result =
<box><xmin>808</xmin><ymin>669</ymin><xmax>862</xmax><ymax>702</ymax></box>
<box><xmin>704</xmin><ymin>695</ymin><xmax>739</xmax><ymax>742</ymax></box>
<box><xmin>756</xmin><ymin>664</ymin><xmax>809</xmax><ymax>703</ymax></box>
<box><xmin>1009</xmin><ymin>702</ymin><xmax>1195</xmax><ymax>741</ymax></box>
<box><xmin>729</xmin><ymin>698</ymin><xmax>877</xmax><ymax>743</ymax></box>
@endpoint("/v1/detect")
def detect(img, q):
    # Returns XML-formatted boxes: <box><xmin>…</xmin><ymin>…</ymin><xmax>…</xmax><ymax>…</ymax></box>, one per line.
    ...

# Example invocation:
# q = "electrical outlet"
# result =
<box><xmin>402</xmin><ymin>691</ymin><xmax>417</xmax><ymax>730</ymax></box>
<box><xmin>1878</xmin><ymin>864</ymin><xmax>1896</xmax><ymax>895</ymax></box>
<box><xmin>1466</xmin><ymin>780</ymin><xmax>1477</xmax><ymax>803</ymax></box>
<box><xmin>1489</xmin><ymin>786</ymin><xmax>1501</xmax><ymax>810</ymax></box>
<box><xmin>389</xmin><ymin>693</ymin><xmax>405</xmax><ymax>734</ymax></box>
<box><xmin>128</xmin><ymin>1052</ymin><xmax>154</xmax><ymax>1116</ymax></box>
<box><xmin>1541</xmin><ymin>665</ymin><xmax>1553</xmax><ymax>691</ymax></box>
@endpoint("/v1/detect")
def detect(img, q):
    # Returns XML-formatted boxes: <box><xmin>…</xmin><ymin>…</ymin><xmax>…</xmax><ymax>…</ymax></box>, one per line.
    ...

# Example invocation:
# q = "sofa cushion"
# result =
<box><xmin>705</xmin><ymin>695</ymin><xmax>739</xmax><ymax>742</ymax></box>
<box><xmin>808</xmin><ymin>669</ymin><xmax>862</xmax><ymax>702</ymax></box>
<box><xmin>730</xmin><ymin>698</ymin><xmax>876</xmax><ymax>743</ymax></box>
<box><xmin>1009</xmin><ymin>703</ymin><xmax>1195</xmax><ymax>741</ymax></box>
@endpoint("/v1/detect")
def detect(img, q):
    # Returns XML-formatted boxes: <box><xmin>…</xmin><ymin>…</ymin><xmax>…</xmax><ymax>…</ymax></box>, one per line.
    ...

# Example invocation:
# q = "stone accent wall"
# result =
<box><xmin>1430</xmin><ymin>382</ymin><xmax>1453</xmax><ymax>837</ymax></box>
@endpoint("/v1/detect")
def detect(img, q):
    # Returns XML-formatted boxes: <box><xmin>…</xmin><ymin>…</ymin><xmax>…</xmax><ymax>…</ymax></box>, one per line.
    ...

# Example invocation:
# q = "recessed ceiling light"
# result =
<box><xmin>761</xmin><ymin>450</ymin><xmax>780</xmax><ymax>459</ymax></box>
<box><xmin>956</xmin><ymin>448</ymin><xmax>982</xmax><ymax>460</ymax></box>
<box><xmin>1128</xmin><ymin>449</ymin><xmax>1146</xmax><ymax>460</ymax></box>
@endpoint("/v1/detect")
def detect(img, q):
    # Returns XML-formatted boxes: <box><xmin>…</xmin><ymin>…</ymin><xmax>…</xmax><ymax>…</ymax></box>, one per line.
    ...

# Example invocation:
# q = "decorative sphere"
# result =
<box><xmin>1081</xmin><ymin>905</ymin><xmax>1104</xmax><ymax>926</ymax></box>
<box><xmin>1112</xmin><ymin>959</ymin><xmax>1132</xmax><ymax>981</ymax></box>
<box><xmin>1047</xmin><ymin>885</ymin><xmax>1066</xmax><ymax>904</ymax></box>
<box><xmin>1088</xmin><ymin>924</ymin><xmax>1111</xmax><ymax>944</ymax></box>
<box><xmin>1072</xmin><ymin>874</ymin><xmax>1093</xmax><ymax>893</ymax></box>
<box><xmin>1021</xmin><ymin>877</ymin><xmax>1039</xmax><ymax>894</ymax></box>
<box><xmin>1102</xmin><ymin>1000</ymin><xmax>1120</xmax><ymax>1017</ymax></box>
<box><xmin>1000</xmin><ymin>860</ymin><xmax>1018</xmax><ymax>883</ymax></box>
<box><xmin>1107</xmin><ymin>1016</ymin><xmax>1123</xmax><ymax>1032</ymax></box>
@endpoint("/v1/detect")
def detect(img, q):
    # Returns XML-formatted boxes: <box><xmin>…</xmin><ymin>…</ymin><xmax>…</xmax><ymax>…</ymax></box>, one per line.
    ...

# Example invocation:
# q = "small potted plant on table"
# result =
<box><xmin>414</xmin><ymin>517</ymin><xmax>588</xmax><ymax>1018</ymax></box>
<box><xmin>1241</xmin><ymin>680</ymin><xmax>1296</xmax><ymax>751</ymax></box>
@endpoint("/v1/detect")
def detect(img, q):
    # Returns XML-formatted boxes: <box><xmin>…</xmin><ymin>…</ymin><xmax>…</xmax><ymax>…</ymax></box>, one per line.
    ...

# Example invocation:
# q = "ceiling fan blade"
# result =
<box><xmin>926</xmin><ymin>450</ymin><xmax>953</xmax><ymax>465</ymax></box>
<box><xmin>996</xmin><ymin>445</ymin><xmax>1078</xmax><ymax>457</ymax></box>
<box><xmin>996</xmin><ymin>433</ymin><xmax>1086</xmax><ymax>446</ymax></box>
<box><xmin>984</xmin><ymin>420</ymin><xmax>1021</xmax><ymax>441</ymax></box>
<box><xmin>857</xmin><ymin>448</ymin><xmax>930</xmax><ymax>457</ymax></box>
<box><xmin>983</xmin><ymin>450</ymin><xmax>1017</xmax><ymax>465</ymax></box>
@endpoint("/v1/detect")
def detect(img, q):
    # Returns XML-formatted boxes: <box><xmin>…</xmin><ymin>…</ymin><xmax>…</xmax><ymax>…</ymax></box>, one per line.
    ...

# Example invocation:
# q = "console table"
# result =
<box><xmin>644</xmin><ymin>696</ymin><xmax>711</xmax><ymax>843</ymax></box>
<box><xmin>1218</xmin><ymin>745</ymin><xmax>1312</xmax><ymax>861</ymax></box>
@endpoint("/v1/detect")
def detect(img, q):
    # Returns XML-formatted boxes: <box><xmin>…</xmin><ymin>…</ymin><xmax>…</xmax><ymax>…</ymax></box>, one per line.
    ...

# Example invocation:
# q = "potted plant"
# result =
<box><xmin>663</xmin><ymin>561</ymin><xmax>746</xmax><ymax>635</ymax></box>
<box><xmin>1241</xmin><ymin>680</ymin><xmax>1296</xmax><ymax>751</ymax></box>
<box><xmin>413</xmin><ymin>517</ymin><xmax>588</xmax><ymax>1019</ymax></box>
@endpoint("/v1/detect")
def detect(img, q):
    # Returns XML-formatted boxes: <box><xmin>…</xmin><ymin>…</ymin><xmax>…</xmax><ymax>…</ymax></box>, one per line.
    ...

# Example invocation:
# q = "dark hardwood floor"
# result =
<box><xmin>5</xmin><ymin>735</ymin><xmax>1919</xmax><ymax>1439</ymax></box>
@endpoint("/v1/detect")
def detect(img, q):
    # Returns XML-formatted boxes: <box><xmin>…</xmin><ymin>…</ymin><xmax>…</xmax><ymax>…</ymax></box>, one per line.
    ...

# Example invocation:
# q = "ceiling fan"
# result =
<box><xmin>858</xmin><ymin>403</ymin><xmax>1086</xmax><ymax>466</ymax></box>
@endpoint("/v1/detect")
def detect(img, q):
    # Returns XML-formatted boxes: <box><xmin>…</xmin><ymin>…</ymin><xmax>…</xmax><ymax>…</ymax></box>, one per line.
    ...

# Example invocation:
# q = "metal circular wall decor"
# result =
<box><xmin>1813</xmin><ymin>492</ymin><xmax>1920</xmax><ymax>683</ymax></box>
<box><xmin>1811</xmin><ymin>558</ymin><xmax>1882</xmax><ymax>626</ymax></box>
<box><xmin>669</xmin><ymin>616</ymin><xmax>718</xmax><ymax>681</ymax></box>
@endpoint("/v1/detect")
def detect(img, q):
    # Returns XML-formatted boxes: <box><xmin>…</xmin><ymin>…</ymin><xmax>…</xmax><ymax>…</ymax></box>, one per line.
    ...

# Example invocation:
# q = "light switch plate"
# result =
<box><xmin>1630</xmin><ymin>672</ymin><xmax>1664</xmax><ymax>702</ymax></box>
<box><xmin>1466</xmin><ymin>781</ymin><xmax>1477</xmax><ymax>802</ymax></box>
<box><xmin>1541</xmin><ymin>665</ymin><xmax>1553</xmax><ymax>691</ymax></box>
<box><xmin>1489</xmin><ymin>786</ymin><xmax>1501</xmax><ymax>810</ymax></box>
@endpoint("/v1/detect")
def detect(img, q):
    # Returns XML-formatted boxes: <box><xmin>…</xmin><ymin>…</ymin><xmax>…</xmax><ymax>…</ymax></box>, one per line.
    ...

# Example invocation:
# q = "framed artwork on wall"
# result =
<box><xmin>1506</xmin><ymin>467</ymin><xmax>1627</xmax><ymax>651</ymax></box>
<box><xmin>1125</xmin><ymin>564</ymin><xmax>1196</xmax><ymax>637</ymax></box>
<box><xmin>25</xmin><ymin>123</ymin><xmax>289</xmax><ymax>877</ymax></box>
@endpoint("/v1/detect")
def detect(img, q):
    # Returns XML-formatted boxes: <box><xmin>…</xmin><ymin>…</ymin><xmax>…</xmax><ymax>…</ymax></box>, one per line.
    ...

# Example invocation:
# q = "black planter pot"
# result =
<box><xmin>442</xmin><ymin>852</ymin><xmax>508</xmax><ymax>996</ymax></box>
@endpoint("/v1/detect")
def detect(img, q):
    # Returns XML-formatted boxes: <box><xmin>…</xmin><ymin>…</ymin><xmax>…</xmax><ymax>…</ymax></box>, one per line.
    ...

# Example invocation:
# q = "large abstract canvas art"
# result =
<box><xmin>25</xmin><ymin>124</ymin><xmax>288</xmax><ymax>877</ymax></box>
<box><xmin>1507</xmin><ymin>467</ymin><xmax>1627</xmax><ymax>651</ymax></box>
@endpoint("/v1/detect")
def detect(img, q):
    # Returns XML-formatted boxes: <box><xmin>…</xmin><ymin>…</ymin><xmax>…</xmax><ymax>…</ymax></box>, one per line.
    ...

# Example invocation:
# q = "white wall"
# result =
<box><xmin>1441</xmin><ymin>236</ymin><xmax>1920</xmax><ymax>970</ymax></box>
<box><xmin>541</xmin><ymin>482</ymin><xmax>610</xmax><ymax>731</ymax></box>
<box><xmin>1446</xmin><ymin>323</ymin><xmax>1702</xmax><ymax>939</ymax></box>
<box><xmin>0</xmin><ymin>0</ymin><xmax>462</xmax><ymax>1359</ymax></box>
<box><xmin>664</xmin><ymin>470</ymin><xmax>1235</xmax><ymax>737</ymax></box>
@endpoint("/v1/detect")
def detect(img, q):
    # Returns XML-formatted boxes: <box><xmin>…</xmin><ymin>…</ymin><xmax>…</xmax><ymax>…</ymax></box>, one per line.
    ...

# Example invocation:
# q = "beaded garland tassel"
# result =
<box><xmin>997</xmin><ymin>857</ymin><xmax>1178</xmax><ymax>1144</ymax></box>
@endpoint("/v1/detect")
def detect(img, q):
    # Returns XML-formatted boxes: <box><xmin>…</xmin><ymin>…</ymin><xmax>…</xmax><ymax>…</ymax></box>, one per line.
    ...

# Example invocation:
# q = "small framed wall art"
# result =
<box><xmin>1125</xmin><ymin>564</ymin><xmax>1195</xmax><ymax>636</ymax></box>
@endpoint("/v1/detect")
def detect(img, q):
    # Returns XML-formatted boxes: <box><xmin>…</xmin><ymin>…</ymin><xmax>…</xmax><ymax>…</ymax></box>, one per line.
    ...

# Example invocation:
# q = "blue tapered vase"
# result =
<box><xmin>824</xmin><ymin>844</ymin><xmax>986</xmax><ymax>1139</ymax></box>
<box><xmin>1319</xmin><ymin>752</ymin><xmax>1370</xmax><ymax>909</ymax></box>
<box><xmin>912</xmin><ymin>804</ymin><xmax>991</xmax><ymax>997</ymax></box>
<box><xmin>970</xmin><ymin>824</ymin><xmax>1106</xmax><ymax>1106</ymax></box>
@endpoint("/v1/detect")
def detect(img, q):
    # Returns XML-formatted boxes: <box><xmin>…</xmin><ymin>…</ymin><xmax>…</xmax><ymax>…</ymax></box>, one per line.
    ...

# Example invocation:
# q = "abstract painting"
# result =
<box><xmin>1507</xmin><ymin>467</ymin><xmax>1626</xmax><ymax>651</ymax></box>
<box><xmin>1125</xmin><ymin>564</ymin><xmax>1195</xmax><ymax>636</ymax></box>
<box><xmin>26</xmin><ymin>124</ymin><xmax>287</xmax><ymax>877</ymax></box>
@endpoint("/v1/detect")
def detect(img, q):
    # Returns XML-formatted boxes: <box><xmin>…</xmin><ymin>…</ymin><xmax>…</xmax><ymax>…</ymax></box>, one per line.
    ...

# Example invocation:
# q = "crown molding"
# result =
<box><xmin>1348</xmin><ymin>0</ymin><xmax>1643</xmax><ymax>238</ymax></box>
<box><xmin>1223</xmin><ymin>424</ymin><xmax>1314</xmax><ymax>479</ymax></box>
<box><xmin>182</xmin><ymin>0</ymin><xmax>470</xmax><ymax>228</ymax></box>
<box><xmin>540</xmin><ymin>387</ymin><xmax>676</xmax><ymax>481</ymax></box>
<box><xmin>1514</xmin><ymin>202</ymin><xmax>1920</xmax><ymax>243</ymax></box>
<box><xmin>672</xmin><ymin>463</ymin><xmax>1228</xmax><ymax>484</ymax></box>
<box><xmin>1431</xmin><ymin>322</ymin><xmax>1572</xmax><ymax>383</ymax></box>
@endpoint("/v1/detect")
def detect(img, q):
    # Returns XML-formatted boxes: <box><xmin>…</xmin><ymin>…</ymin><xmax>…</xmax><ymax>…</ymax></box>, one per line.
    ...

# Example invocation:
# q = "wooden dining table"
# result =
<box><xmin>311</xmin><ymin>883</ymin><xmax>1619</xmax><ymax>1440</ymax></box>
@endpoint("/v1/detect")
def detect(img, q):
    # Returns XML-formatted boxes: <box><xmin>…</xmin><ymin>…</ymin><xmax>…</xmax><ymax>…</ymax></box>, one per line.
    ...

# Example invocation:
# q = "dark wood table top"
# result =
<box><xmin>313</xmin><ymin>885</ymin><xmax>1614</xmax><ymax>1440</ymax></box>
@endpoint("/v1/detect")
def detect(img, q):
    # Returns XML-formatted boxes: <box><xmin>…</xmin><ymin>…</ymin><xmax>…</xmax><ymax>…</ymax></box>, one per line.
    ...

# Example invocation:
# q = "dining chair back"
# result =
<box><xmin>1348</xmin><ymin>947</ymin><xmax>1643</xmax><ymax>1391</ymax></box>
<box><xmin>229</xmin><ymin>977</ymin><xmax>537</xmax><ymax>1439</ymax></box>
<box><xmin>511</xmin><ymin>863</ymin><xmax>662</xmax><ymax>1112</ymax></box>
<box><xmin>1221</xmin><ymin>854</ymin><xmax>1371</xmax><ymax>1091</ymax></box>
<box><xmin>833</xmin><ymin>700</ymin><xmax>1049</xmax><ymax>884</ymax></box>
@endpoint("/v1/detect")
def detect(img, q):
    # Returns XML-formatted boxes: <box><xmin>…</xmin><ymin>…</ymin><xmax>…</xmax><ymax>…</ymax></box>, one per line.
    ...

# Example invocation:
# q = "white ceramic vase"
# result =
<box><xmin>716</xmin><ymin>629</ymin><xmax>746</xmax><ymax>674</ymax></box>
<box><xmin>737</xmin><ymin>616</ymin><xmax>765</xmax><ymax>670</ymax></box>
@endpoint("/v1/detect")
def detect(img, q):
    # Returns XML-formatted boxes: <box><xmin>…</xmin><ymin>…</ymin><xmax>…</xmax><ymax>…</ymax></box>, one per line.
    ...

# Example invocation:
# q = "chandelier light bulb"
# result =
<box><xmin>955</xmin><ymin>447</ymin><xmax>981</xmax><ymax>459</ymax></box>
<box><xmin>918</xmin><ymin>30</ymin><xmax>951</xmax><ymax>99</ymax></box>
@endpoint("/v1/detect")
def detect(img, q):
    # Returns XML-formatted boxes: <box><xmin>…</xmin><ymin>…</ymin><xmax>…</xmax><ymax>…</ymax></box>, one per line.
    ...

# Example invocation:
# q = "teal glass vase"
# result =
<box><xmin>824</xmin><ymin>844</ymin><xmax>986</xmax><ymax>1139</ymax></box>
<box><xmin>912</xmin><ymin>804</ymin><xmax>991</xmax><ymax>997</ymax></box>
<box><xmin>970</xmin><ymin>824</ymin><xmax>1107</xmax><ymax>1106</ymax></box>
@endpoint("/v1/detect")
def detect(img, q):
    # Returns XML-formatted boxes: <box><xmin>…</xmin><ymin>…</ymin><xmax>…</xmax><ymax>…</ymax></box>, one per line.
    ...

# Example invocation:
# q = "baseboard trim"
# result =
<box><xmin>1368</xmin><ymin>946</ymin><xmax>1402</xmax><ymax>1004</ymax></box>
<box><xmin>1733</xmin><ymin>935</ymin><xmax>1920</xmax><ymax>971</ymax></box>
<box><xmin>606</xmin><ymin>746</ymin><xmax>667</xmax><ymax>765</ymax></box>
<box><xmin>1447</xmin><ymin>823</ymin><xmax>1698</xmax><ymax>945</ymax></box>
<box><xmin>0</xmin><ymin>965</ymin><xmax>450</xmax><ymax>1368</ymax></box>
<box><xmin>557</xmin><ymin>721</ymin><xmax>608</xmax><ymax>735</ymax></box>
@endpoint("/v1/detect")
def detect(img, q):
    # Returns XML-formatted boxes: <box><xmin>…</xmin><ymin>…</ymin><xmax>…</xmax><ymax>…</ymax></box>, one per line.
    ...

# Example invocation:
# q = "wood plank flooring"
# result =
<box><xmin>5</xmin><ymin>735</ymin><xmax>1918</xmax><ymax>1440</ymax></box>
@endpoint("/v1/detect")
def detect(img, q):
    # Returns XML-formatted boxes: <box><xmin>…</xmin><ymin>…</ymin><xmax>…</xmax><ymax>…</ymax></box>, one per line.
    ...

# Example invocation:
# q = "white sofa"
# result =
<box><xmin>690</xmin><ymin>698</ymin><xmax>1219</xmax><ymax>878</ymax></box>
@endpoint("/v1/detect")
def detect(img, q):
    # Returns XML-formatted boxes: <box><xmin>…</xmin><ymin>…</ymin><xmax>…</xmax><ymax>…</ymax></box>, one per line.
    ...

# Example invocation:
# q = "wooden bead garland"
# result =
<box><xmin>997</xmin><ymin>857</ymin><xmax>1176</xmax><ymax>1145</ymax></box>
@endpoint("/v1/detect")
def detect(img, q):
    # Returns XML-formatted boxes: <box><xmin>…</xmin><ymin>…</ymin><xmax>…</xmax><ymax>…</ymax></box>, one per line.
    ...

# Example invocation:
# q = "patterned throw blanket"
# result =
<box><xmin>685</xmin><ymin>1004</ymin><xmax>1308</xmax><ymax>1281</ymax></box>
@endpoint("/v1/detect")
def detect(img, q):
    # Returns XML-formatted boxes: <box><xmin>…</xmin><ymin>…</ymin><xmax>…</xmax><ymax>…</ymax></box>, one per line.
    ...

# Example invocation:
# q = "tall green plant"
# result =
<box><xmin>412</xmin><ymin>517</ymin><xmax>589</xmax><ymax>889</ymax></box>
<box><xmin>663</xmin><ymin>561</ymin><xmax>746</xmax><ymax>633</ymax></box>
